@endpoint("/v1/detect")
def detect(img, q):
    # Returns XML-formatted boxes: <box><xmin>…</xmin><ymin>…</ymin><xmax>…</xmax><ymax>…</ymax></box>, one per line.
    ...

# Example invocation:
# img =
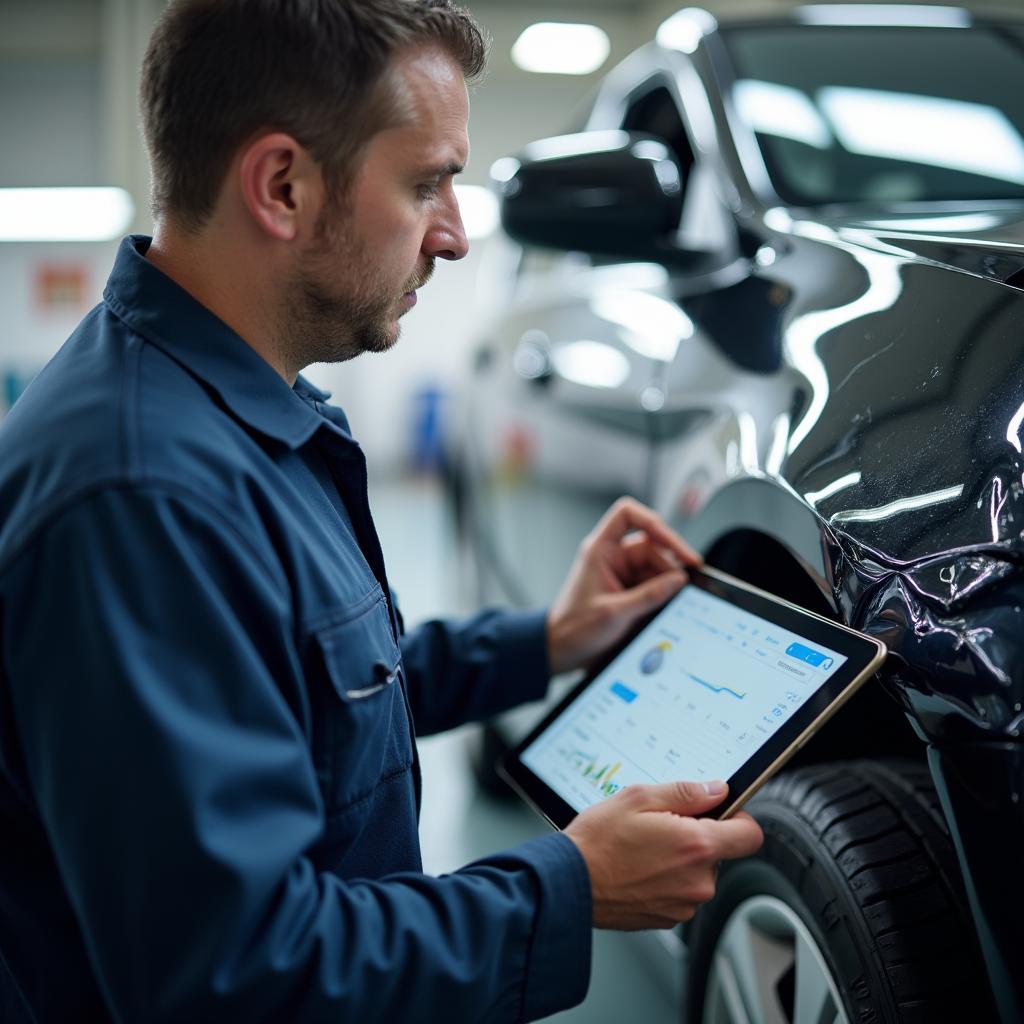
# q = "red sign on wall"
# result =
<box><xmin>34</xmin><ymin>264</ymin><xmax>90</xmax><ymax>312</ymax></box>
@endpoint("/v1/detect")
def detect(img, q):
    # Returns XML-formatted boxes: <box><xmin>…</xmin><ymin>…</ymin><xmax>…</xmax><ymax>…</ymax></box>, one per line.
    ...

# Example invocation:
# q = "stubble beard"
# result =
<box><xmin>280</xmin><ymin>204</ymin><xmax>434</xmax><ymax>373</ymax></box>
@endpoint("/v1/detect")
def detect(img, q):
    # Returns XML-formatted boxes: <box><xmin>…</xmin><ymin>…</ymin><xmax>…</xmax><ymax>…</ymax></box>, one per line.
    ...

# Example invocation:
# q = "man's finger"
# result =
<box><xmin>620</xmin><ymin>534</ymin><xmax>678</xmax><ymax>577</ymax></box>
<box><xmin>625</xmin><ymin>779</ymin><xmax>730</xmax><ymax>815</ymax></box>
<box><xmin>593</xmin><ymin>498</ymin><xmax>701</xmax><ymax>568</ymax></box>
<box><xmin>699</xmin><ymin>814</ymin><xmax>765</xmax><ymax>860</ymax></box>
<box><xmin>607</xmin><ymin>569</ymin><xmax>686</xmax><ymax>618</ymax></box>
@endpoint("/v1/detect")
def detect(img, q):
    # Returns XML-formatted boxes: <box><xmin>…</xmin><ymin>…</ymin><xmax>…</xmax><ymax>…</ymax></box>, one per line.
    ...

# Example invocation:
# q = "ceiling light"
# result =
<box><xmin>0</xmin><ymin>187</ymin><xmax>134</xmax><ymax>242</ymax></box>
<box><xmin>454</xmin><ymin>185</ymin><xmax>499</xmax><ymax>240</ymax></box>
<box><xmin>512</xmin><ymin>23</ymin><xmax>611</xmax><ymax>76</ymax></box>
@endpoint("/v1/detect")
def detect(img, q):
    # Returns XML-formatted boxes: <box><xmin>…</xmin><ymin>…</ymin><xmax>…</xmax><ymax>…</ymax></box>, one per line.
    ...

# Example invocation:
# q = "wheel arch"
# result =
<box><xmin>684</xmin><ymin>505</ymin><xmax>922</xmax><ymax>767</ymax></box>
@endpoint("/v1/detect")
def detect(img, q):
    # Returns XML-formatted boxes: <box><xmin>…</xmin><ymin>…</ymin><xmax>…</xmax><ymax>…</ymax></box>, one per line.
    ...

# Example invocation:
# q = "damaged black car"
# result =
<box><xmin>458</xmin><ymin>5</ymin><xmax>1024</xmax><ymax>1022</ymax></box>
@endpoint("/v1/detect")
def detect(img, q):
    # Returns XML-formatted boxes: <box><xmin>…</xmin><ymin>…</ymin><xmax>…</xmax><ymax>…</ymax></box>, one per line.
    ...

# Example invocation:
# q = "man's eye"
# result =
<box><xmin>417</xmin><ymin>183</ymin><xmax>439</xmax><ymax>201</ymax></box>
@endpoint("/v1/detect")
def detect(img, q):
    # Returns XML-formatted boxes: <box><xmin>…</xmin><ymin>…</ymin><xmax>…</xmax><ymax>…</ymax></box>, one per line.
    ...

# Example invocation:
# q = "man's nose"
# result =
<box><xmin>423</xmin><ymin>193</ymin><xmax>469</xmax><ymax>262</ymax></box>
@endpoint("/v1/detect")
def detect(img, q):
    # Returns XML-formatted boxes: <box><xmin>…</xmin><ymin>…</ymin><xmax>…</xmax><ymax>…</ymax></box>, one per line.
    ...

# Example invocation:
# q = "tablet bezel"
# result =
<box><xmin>499</xmin><ymin>565</ymin><xmax>888</xmax><ymax>828</ymax></box>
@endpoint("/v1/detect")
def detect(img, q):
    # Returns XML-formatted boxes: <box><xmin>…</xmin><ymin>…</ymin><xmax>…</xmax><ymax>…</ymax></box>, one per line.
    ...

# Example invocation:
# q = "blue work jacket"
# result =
<box><xmin>0</xmin><ymin>236</ymin><xmax>591</xmax><ymax>1022</ymax></box>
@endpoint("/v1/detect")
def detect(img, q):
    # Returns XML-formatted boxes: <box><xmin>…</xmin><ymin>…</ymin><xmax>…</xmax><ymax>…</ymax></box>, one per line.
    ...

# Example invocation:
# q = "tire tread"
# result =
<box><xmin>750</xmin><ymin>758</ymin><xmax>992</xmax><ymax>1020</ymax></box>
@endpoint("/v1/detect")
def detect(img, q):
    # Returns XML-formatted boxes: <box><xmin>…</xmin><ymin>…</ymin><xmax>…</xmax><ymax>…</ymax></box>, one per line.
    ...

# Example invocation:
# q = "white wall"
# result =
<box><xmin>0</xmin><ymin>0</ymin><xmax>159</xmax><ymax>411</ymax></box>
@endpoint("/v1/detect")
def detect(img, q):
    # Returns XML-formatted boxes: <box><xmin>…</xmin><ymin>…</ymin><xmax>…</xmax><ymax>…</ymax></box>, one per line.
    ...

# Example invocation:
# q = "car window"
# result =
<box><xmin>720</xmin><ymin>24</ymin><xmax>1024</xmax><ymax>205</ymax></box>
<box><xmin>621</xmin><ymin>84</ymin><xmax>695</xmax><ymax>179</ymax></box>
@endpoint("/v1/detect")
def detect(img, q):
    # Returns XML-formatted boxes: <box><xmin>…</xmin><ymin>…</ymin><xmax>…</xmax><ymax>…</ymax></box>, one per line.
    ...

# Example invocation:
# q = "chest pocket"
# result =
<box><xmin>308</xmin><ymin>587</ymin><xmax>413</xmax><ymax>815</ymax></box>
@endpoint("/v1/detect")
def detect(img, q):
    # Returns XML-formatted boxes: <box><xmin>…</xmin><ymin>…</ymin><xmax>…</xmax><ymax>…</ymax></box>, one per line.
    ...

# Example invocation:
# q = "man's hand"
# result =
<box><xmin>564</xmin><ymin>781</ymin><xmax>763</xmax><ymax>930</ymax></box>
<box><xmin>546</xmin><ymin>497</ymin><xmax>702</xmax><ymax>675</ymax></box>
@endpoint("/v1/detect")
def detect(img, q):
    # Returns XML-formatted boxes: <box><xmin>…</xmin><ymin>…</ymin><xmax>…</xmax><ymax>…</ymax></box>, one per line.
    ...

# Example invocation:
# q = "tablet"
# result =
<box><xmin>500</xmin><ymin>566</ymin><xmax>887</xmax><ymax>826</ymax></box>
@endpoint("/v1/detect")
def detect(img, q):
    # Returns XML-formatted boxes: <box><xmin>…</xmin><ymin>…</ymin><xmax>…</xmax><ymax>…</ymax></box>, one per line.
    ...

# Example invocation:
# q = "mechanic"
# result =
<box><xmin>0</xmin><ymin>2</ymin><xmax>763</xmax><ymax>1021</ymax></box>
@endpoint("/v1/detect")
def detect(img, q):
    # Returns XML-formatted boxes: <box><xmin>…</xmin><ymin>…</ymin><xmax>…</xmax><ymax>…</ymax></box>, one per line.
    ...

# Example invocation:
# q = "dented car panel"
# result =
<box><xmin>671</xmin><ymin>226</ymin><xmax>1024</xmax><ymax>746</ymax></box>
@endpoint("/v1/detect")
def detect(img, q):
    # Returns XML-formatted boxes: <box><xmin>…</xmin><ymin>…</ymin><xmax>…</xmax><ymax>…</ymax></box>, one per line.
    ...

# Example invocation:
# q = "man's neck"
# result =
<box><xmin>146</xmin><ymin>222</ymin><xmax>295</xmax><ymax>385</ymax></box>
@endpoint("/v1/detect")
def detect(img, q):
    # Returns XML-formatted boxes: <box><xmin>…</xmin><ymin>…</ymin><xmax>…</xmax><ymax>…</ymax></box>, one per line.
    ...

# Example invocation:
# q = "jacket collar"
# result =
<box><xmin>102</xmin><ymin>235</ymin><xmax>346</xmax><ymax>450</ymax></box>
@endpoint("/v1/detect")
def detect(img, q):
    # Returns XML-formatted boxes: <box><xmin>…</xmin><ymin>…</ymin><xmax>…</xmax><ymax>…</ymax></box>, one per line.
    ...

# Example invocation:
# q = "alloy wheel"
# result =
<box><xmin>702</xmin><ymin>894</ymin><xmax>849</xmax><ymax>1024</ymax></box>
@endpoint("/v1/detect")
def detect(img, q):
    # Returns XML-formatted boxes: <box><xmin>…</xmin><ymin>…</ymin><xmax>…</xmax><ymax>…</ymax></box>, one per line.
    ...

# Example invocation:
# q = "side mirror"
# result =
<box><xmin>493</xmin><ymin>130</ymin><xmax>686</xmax><ymax>261</ymax></box>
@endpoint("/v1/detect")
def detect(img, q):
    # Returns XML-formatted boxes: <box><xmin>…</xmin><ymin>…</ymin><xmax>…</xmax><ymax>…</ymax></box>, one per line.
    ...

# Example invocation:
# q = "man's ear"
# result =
<box><xmin>237</xmin><ymin>132</ymin><xmax>322</xmax><ymax>242</ymax></box>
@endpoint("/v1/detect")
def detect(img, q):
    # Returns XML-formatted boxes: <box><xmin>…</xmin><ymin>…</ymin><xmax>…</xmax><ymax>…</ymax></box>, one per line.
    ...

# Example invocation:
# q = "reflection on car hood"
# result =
<box><xmin>839</xmin><ymin>204</ymin><xmax>1024</xmax><ymax>283</ymax></box>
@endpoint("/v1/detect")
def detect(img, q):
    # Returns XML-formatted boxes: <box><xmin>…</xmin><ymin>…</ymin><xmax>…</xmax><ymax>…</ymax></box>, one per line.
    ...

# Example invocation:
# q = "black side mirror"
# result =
<box><xmin>493</xmin><ymin>130</ymin><xmax>685</xmax><ymax>260</ymax></box>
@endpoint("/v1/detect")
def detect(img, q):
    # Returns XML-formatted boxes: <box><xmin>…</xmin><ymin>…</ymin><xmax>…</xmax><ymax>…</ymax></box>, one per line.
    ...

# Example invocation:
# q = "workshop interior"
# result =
<box><xmin>2</xmin><ymin>1</ymin><xmax>1022</xmax><ymax>1022</ymax></box>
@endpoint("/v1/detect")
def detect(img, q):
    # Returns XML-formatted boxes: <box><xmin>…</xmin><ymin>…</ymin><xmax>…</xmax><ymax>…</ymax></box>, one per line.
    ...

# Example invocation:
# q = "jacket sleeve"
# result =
<box><xmin>3</xmin><ymin>485</ymin><xmax>591</xmax><ymax>1023</ymax></box>
<box><xmin>399</xmin><ymin>610</ymin><xmax>553</xmax><ymax>736</ymax></box>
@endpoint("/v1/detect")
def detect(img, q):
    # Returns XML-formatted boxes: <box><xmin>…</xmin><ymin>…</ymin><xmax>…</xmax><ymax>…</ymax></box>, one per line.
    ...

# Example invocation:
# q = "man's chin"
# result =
<box><xmin>370</xmin><ymin>320</ymin><xmax>401</xmax><ymax>353</ymax></box>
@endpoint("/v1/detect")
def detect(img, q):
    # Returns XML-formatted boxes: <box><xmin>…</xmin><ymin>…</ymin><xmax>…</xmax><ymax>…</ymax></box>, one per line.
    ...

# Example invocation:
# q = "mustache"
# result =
<box><xmin>405</xmin><ymin>259</ymin><xmax>435</xmax><ymax>294</ymax></box>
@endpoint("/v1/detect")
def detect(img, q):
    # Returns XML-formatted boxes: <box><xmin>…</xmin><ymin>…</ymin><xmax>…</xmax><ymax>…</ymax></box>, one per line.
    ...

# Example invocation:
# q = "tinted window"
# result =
<box><xmin>622</xmin><ymin>84</ymin><xmax>694</xmax><ymax>176</ymax></box>
<box><xmin>721</xmin><ymin>24</ymin><xmax>1024</xmax><ymax>204</ymax></box>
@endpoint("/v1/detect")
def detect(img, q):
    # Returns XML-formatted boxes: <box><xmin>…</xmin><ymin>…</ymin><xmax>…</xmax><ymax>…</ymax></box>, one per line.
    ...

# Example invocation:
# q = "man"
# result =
<box><xmin>0</xmin><ymin>1</ymin><xmax>762</xmax><ymax>1021</ymax></box>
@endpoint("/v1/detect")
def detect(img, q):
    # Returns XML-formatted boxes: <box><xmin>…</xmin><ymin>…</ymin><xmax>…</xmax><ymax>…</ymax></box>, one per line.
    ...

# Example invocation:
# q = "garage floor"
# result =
<box><xmin>370</xmin><ymin>473</ymin><xmax>680</xmax><ymax>1023</ymax></box>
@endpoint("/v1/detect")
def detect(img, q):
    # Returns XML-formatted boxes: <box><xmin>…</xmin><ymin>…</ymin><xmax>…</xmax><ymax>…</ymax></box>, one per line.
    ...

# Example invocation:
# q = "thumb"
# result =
<box><xmin>630</xmin><ymin>779</ymin><xmax>729</xmax><ymax>815</ymax></box>
<box><xmin>609</xmin><ymin>569</ymin><xmax>687</xmax><ymax>619</ymax></box>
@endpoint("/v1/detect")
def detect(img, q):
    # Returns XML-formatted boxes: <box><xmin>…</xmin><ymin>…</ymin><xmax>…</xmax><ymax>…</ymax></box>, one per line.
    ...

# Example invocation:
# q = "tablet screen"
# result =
<box><xmin>520</xmin><ymin>579</ymin><xmax>849</xmax><ymax>813</ymax></box>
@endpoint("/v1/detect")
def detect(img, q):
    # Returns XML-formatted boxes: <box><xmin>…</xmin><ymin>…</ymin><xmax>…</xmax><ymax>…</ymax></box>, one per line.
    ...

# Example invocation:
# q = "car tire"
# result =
<box><xmin>685</xmin><ymin>758</ymin><xmax>995</xmax><ymax>1023</ymax></box>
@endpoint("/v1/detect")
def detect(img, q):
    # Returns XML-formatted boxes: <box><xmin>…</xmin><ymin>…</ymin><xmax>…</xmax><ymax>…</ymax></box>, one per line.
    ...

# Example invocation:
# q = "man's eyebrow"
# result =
<box><xmin>418</xmin><ymin>160</ymin><xmax>465</xmax><ymax>178</ymax></box>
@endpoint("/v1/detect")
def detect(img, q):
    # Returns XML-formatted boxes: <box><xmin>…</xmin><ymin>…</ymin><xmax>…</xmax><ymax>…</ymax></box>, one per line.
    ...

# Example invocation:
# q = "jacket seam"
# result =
<box><xmin>121</xmin><ymin>333</ymin><xmax>143</xmax><ymax>479</ymax></box>
<box><xmin>305</xmin><ymin>586</ymin><xmax>386</xmax><ymax>635</ymax></box>
<box><xmin>102</xmin><ymin>290</ymin><xmax>322</xmax><ymax>452</ymax></box>
<box><xmin>322</xmin><ymin>761</ymin><xmax>414</xmax><ymax>821</ymax></box>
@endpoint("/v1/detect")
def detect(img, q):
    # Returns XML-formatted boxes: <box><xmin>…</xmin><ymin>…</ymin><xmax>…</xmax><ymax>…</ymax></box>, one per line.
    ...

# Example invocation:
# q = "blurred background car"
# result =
<box><xmin>455</xmin><ymin>5</ymin><xmax>1024</xmax><ymax>1022</ymax></box>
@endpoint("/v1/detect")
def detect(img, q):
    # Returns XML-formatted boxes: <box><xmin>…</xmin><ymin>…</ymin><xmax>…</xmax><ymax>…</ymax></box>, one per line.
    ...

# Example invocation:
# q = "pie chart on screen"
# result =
<box><xmin>640</xmin><ymin>640</ymin><xmax>672</xmax><ymax>674</ymax></box>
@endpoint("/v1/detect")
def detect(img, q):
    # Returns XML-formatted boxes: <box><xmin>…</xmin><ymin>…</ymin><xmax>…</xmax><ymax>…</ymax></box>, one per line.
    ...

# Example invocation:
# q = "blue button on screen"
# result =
<box><xmin>785</xmin><ymin>642</ymin><xmax>829</xmax><ymax>667</ymax></box>
<box><xmin>611</xmin><ymin>682</ymin><xmax>638</xmax><ymax>703</ymax></box>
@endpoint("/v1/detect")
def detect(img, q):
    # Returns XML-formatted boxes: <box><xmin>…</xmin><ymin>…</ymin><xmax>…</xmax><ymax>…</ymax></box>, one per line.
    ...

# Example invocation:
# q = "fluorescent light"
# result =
<box><xmin>454</xmin><ymin>185</ymin><xmax>499</xmax><ymax>240</ymax></box>
<box><xmin>797</xmin><ymin>5</ymin><xmax>970</xmax><ymax>28</ymax></box>
<box><xmin>0</xmin><ymin>187</ymin><xmax>134</xmax><ymax>242</ymax></box>
<box><xmin>512</xmin><ymin>23</ymin><xmax>610</xmax><ymax>76</ymax></box>
<box><xmin>819</xmin><ymin>87</ymin><xmax>1024</xmax><ymax>185</ymax></box>
<box><xmin>656</xmin><ymin>8</ymin><xmax>718</xmax><ymax>54</ymax></box>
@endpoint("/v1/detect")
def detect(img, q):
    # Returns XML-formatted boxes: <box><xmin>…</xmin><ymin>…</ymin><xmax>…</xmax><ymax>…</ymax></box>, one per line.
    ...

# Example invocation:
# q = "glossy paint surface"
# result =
<box><xmin>672</xmin><ymin>212</ymin><xmax>1024</xmax><ymax>747</ymax></box>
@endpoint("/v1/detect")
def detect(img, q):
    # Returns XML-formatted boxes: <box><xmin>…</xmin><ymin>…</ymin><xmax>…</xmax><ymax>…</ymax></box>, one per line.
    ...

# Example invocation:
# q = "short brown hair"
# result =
<box><xmin>140</xmin><ymin>0</ymin><xmax>487</xmax><ymax>230</ymax></box>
